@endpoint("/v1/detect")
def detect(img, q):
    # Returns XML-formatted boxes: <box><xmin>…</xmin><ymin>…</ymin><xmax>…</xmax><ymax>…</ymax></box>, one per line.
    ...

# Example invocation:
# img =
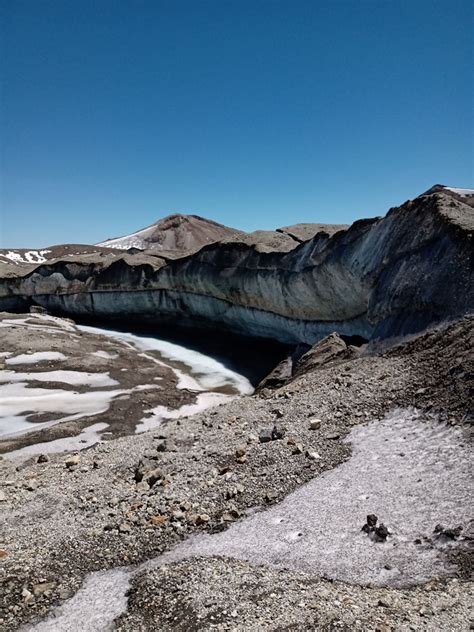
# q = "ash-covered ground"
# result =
<box><xmin>0</xmin><ymin>314</ymin><xmax>473</xmax><ymax>631</ymax></box>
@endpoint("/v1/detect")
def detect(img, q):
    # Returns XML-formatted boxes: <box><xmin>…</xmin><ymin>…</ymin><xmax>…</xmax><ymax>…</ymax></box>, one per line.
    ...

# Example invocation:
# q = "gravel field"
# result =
<box><xmin>0</xmin><ymin>314</ymin><xmax>472</xmax><ymax>631</ymax></box>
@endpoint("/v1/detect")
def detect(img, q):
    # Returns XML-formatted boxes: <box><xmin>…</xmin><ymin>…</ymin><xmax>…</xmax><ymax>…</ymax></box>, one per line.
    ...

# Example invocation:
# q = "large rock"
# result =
<box><xmin>294</xmin><ymin>333</ymin><xmax>348</xmax><ymax>376</ymax></box>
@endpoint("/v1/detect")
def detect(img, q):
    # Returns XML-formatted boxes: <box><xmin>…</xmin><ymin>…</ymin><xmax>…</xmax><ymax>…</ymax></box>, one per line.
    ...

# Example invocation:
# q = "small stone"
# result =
<box><xmin>156</xmin><ymin>440</ymin><xmax>168</xmax><ymax>452</ymax></box>
<box><xmin>272</xmin><ymin>408</ymin><xmax>284</xmax><ymax>418</ymax></box>
<box><xmin>22</xmin><ymin>588</ymin><xmax>34</xmax><ymax>604</ymax></box>
<box><xmin>195</xmin><ymin>513</ymin><xmax>210</xmax><ymax>525</ymax></box>
<box><xmin>305</xmin><ymin>450</ymin><xmax>321</xmax><ymax>460</ymax></box>
<box><xmin>378</xmin><ymin>597</ymin><xmax>393</xmax><ymax>608</ymax></box>
<box><xmin>222</xmin><ymin>512</ymin><xmax>235</xmax><ymax>522</ymax></box>
<box><xmin>236</xmin><ymin>455</ymin><xmax>247</xmax><ymax>464</ymax></box>
<box><xmin>32</xmin><ymin>582</ymin><xmax>56</xmax><ymax>597</ymax></box>
<box><xmin>36</xmin><ymin>454</ymin><xmax>49</xmax><ymax>464</ymax></box>
<box><xmin>65</xmin><ymin>454</ymin><xmax>80</xmax><ymax>468</ymax></box>
<box><xmin>265</xmin><ymin>491</ymin><xmax>278</xmax><ymax>502</ymax></box>
<box><xmin>0</xmin><ymin>490</ymin><xmax>6</xmax><ymax>502</ymax></box>
<box><xmin>374</xmin><ymin>523</ymin><xmax>390</xmax><ymax>542</ymax></box>
<box><xmin>134</xmin><ymin>460</ymin><xmax>163</xmax><ymax>487</ymax></box>
<box><xmin>367</xmin><ymin>514</ymin><xmax>378</xmax><ymax>527</ymax></box>
<box><xmin>309</xmin><ymin>419</ymin><xmax>322</xmax><ymax>430</ymax></box>
<box><xmin>292</xmin><ymin>443</ymin><xmax>304</xmax><ymax>455</ymax></box>
<box><xmin>271</xmin><ymin>425</ymin><xmax>285</xmax><ymax>440</ymax></box>
<box><xmin>326</xmin><ymin>433</ymin><xmax>341</xmax><ymax>440</ymax></box>
<box><xmin>118</xmin><ymin>522</ymin><xmax>131</xmax><ymax>533</ymax></box>
<box><xmin>259</xmin><ymin>429</ymin><xmax>273</xmax><ymax>443</ymax></box>
<box><xmin>136</xmin><ymin>481</ymin><xmax>150</xmax><ymax>492</ymax></box>
<box><xmin>235</xmin><ymin>445</ymin><xmax>246</xmax><ymax>458</ymax></box>
<box><xmin>150</xmin><ymin>515</ymin><xmax>167</xmax><ymax>526</ymax></box>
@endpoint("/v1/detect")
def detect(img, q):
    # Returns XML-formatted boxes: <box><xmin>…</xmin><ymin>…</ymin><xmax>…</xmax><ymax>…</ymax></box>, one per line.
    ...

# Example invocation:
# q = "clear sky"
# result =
<box><xmin>1</xmin><ymin>0</ymin><xmax>473</xmax><ymax>248</ymax></box>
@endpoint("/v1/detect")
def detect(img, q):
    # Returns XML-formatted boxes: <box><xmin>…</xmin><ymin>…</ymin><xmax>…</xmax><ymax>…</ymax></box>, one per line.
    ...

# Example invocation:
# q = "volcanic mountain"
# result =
<box><xmin>96</xmin><ymin>213</ymin><xmax>245</xmax><ymax>253</ymax></box>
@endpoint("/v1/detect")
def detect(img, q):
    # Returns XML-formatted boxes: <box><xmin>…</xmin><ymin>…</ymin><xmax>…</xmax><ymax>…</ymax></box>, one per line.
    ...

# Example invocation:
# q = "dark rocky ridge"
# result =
<box><xmin>0</xmin><ymin>190</ymin><xmax>472</xmax><ymax>345</ymax></box>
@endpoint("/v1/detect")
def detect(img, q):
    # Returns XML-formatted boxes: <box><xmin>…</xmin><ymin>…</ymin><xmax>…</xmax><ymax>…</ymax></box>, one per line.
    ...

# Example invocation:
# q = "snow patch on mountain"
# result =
<box><xmin>444</xmin><ymin>186</ymin><xmax>474</xmax><ymax>198</ymax></box>
<box><xmin>96</xmin><ymin>225</ymin><xmax>155</xmax><ymax>250</ymax></box>
<box><xmin>0</xmin><ymin>250</ymin><xmax>52</xmax><ymax>264</ymax></box>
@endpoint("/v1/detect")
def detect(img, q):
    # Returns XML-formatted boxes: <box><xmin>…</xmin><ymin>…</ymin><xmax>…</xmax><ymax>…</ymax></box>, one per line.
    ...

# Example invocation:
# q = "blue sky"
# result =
<box><xmin>1</xmin><ymin>0</ymin><xmax>472</xmax><ymax>248</ymax></box>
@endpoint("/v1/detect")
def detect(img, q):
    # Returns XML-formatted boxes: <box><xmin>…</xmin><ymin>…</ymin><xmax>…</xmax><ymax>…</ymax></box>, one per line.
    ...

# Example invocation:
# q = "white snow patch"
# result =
<box><xmin>0</xmin><ymin>382</ymin><xmax>126</xmax><ymax>436</ymax></box>
<box><xmin>444</xmin><ymin>186</ymin><xmax>474</xmax><ymax>197</ymax></box>
<box><xmin>78</xmin><ymin>325</ymin><xmax>254</xmax><ymax>396</ymax></box>
<box><xmin>96</xmin><ymin>224</ymin><xmax>155</xmax><ymax>250</ymax></box>
<box><xmin>7</xmin><ymin>423</ymin><xmax>109</xmax><ymax>459</ymax></box>
<box><xmin>6</xmin><ymin>351</ymin><xmax>67</xmax><ymax>365</ymax></box>
<box><xmin>23</xmin><ymin>568</ymin><xmax>131</xmax><ymax>632</ymax></box>
<box><xmin>0</xmin><ymin>249</ymin><xmax>51</xmax><ymax>264</ymax></box>
<box><xmin>0</xmin><ymin>369</ymin><xmax>118</xmax><ymax>388</ymax></box>
<box><xmin>91</xmin><ymin>350</ymin><xmax>119</xmax><ymax>360</ymax></box>
<box><xmin>136</xmin><ymin>392</ymin><xmax>232</xmax><ymax>433</ymax></box>
<box><xmin>154</xmin><ymin>408</ymin><xmax>472</xmax><ymax>586</ymax></box>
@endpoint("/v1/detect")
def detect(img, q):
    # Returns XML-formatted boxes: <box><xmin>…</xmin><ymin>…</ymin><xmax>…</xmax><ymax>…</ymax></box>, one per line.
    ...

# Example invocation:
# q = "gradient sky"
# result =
<box><xmin>1</xmin><ymin>0</ymin><xmax>473</xmax><ymax>248</ymax></box>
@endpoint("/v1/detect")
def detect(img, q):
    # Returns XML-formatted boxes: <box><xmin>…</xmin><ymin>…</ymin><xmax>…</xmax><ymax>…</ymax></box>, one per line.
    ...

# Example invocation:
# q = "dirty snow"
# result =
<box><xmin>136</xmin><ymin>392</ymin><xmax>233</xmax><ymax>433</ymax></box>
<box><xmin>0</xmin><ymin>315</ymin><xmax>77</xmax><ymax>335</ymax></box>
<box><xmin>91</xmin><ymin>350</ymin><xmax>119</xmax><ymax>360</ymax></box>
<box><xmin>7</xmin><ymin>423</ymin><xmax>110</xmax><ymax>459</ymax></box>
<box><xmin>0</xmin><ymin>382</ymin><xmax>127</xmax><ymax>436</ymax></box>
<box><xmin>6</xmin><ymin>351</ymin><xmax>67</xmax><ymax>365</ymax></box>
<box><xmin>0</xmin><ymin>369</ymin><xmax>118</xmax><ymax>388</ymax></box>
<box><xmin>23</xmin><ymin>569</ymin><xmax>131</xmax><ymax>632</ymax></box>
<box><xmin>25</xmin><ymin>409</ymin><xmax>473</xmax><ymax>631</ymax></box>
<box><xmin>157</xmin><ymin>408</ymin><xmax>472</xmax><ymax>587</ymax></box>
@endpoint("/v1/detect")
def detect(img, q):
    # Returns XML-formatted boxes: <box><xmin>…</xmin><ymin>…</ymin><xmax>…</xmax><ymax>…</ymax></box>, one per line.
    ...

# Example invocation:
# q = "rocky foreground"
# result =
<box><xmin>0</xmin><ymin>314</ymin><xmax>473</xmax><ymax>631</ymax></box>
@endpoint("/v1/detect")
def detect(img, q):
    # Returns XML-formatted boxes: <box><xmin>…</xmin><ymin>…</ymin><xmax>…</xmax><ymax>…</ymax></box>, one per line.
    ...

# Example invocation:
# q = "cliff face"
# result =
<box><xmin>0</xmin><ymin>191</ymin><xmax>472</xmax><ymax>345</ymax></box>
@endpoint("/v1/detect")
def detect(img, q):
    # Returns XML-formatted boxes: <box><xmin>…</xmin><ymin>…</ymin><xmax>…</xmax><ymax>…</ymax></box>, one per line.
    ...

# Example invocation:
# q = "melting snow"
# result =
<box><xmin>6</xmin><ymin>351</ymin><xmax>67</xmax><ymax>365</ymax></box>
<box><xmin>6</xmin><ymin>423</ymin><xmax>110</xmax><ymax>459</ymax></box>
<box><xmin>78</xmin><ymin>325</ymin><xmax>254</xmax><ymax>395</ymax></box>
<box><xmin>135</xmin><ymin>392</ymin><xmax>232</xmax><ymax>433</ymax></box>
<box><xmin>0</xmin><ymin>382</ymin><xmax>127</xmax><ymax>436</ymax></box>
<box><xmin>0</xmin><ymin>370</ymin><xmax>118</xmax><ymax>388</ymax></box>
<box><xmin>91</xmin><ymin>350</ymin><xmax>119</xmax><ymax>359</ymax></box>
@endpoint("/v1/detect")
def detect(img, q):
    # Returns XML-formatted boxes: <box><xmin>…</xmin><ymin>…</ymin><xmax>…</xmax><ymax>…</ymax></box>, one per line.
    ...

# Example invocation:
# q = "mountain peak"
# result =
<box><xmin>97</xmin><ymin>213</ymin><xmax>243</xmax><ymax>253</ymax></box>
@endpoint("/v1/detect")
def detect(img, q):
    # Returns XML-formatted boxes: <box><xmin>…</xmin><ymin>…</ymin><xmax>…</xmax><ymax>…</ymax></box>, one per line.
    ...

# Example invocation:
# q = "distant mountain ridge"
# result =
<box><xmin>1</xmin><ymin>185</ymin><xmax>472</xmax><ymax>345</ymax></box>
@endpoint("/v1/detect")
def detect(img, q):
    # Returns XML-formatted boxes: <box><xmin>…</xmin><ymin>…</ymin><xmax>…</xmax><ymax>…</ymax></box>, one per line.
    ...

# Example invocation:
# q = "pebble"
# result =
<box><xmin>309</xmin><ymin>418</ymin><xmax>322</xmax><ymax>430</ymax></box>
<box><xmin>65</xmin><ymin>454</ymin><xmax>80</xmax><ymax>468</ymax></box>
